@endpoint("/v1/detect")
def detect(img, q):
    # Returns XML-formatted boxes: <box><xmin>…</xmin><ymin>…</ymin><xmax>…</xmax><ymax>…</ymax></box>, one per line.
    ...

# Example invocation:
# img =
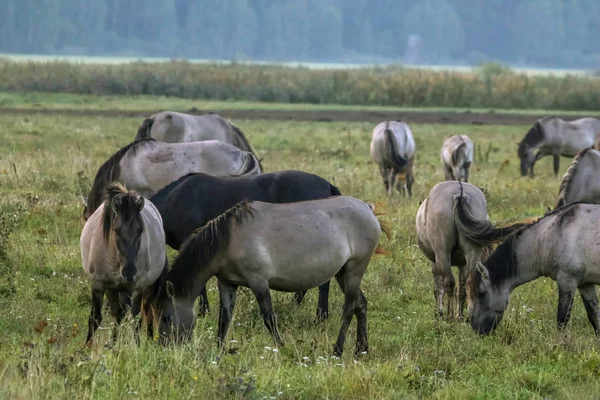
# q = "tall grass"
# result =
<box><xmin>1</xmin><ymin>59</ymin><xmax>599</xmax><ymax>110</ymax></box>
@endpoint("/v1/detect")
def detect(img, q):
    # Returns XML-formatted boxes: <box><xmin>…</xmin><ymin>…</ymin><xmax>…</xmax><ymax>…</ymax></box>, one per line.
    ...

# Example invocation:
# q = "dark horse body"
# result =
<box><xmin>150</xmin><ymin>170</ymin><xmax>341</xmax><ymax>319</ymax></box>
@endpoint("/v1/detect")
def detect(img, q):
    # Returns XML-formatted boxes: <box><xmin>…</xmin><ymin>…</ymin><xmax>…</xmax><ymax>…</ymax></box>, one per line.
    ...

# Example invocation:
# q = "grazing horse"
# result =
<box><xmin>80</xmin><ymin>183</ymin><xmax>168</xmax><ymax>343</ymax></box>
<box><xmin>82</xmin><ymin>138</ymin><xmax>261</xmax><ymax>220</ymax></box>
<box><xmin>150</xmin><ymin>170</ymin><xmax>342</xmax><ymax>319</ymax></box>
<box><xmin>370</xmin><ymin>121</ymin><xmax>415</xmax><ymax>198</ymax></box>
<box><xmin>416</xmin><ymin>181</ymin><xmax>522</xmax><ymax>320</ymax></box>
<box><xmin>464</xmin><ymin>202</ymin><xmax>600</xmax><ymax>335</ymax></box>
<box><xmin>440</xmin><ymin>135</ymin><xmax>474</xmax><ymax>182</ymax></box>
<box><xmin>518</xmin><ymin>116</ymin><xmax>600</xmax><ymax>177</ymax></box>
<box><xmin>156</xmin><ymin>196</ymin><xmax>381</xmax><ymax>356</ymax></box>
<box><xmin>134</xmin><ymin>111</ymin><xmax>261</xmax><ymax>169</ymax></box>
<box><xmin>555</xmin><ymin>148</ymin><xmax>600</xmax><ymax>209</ymax></box>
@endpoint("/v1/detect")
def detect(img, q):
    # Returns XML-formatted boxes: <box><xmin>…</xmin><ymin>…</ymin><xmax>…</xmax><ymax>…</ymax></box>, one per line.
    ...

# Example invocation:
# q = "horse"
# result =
<box><xmin>80</xmin><ymin>182</ymin><xmax>168</xmax><ymax>343</ymax></box>
<box><xmin>416</xmin><ymin>181</ymin><xmax>522</xmax><ymax>320</ymax></box>
<box><xmin>150</xmin><ymin>170</ymin><xmax>343</xmax><ymax>320</ymax></box>
<box><xmin>156</xmin><ymin>196</ymin><xmax>381</xmax><ymax>356</ymax></box>
<box><xmin>518</xmin><ymin>116</ymin><xmax>600</xmax><ymax>177</ymax></box>
<box><xmin>134</xmin><ymin>111</ymin><xmax>262</xmax><ymax>169</ymax></box>
<box><xmin>555</xmin><ymin>148</ymin><xmax>600</xmax><ymax>209</ymax></box>
<box><xmin>370</xmin><ymin>120</ymin><xmax>415</xmax><ymax>198</ymax></box>
<box><xmin>440</xmin><ymin>135</ymin><xmax>474</xmax><ymax>182</ymax></box>
<box><xmin>463</xmin><ymin>202</ymin><xmax>600</xmax><ymax>335</ymax></box>
<box><xmin>81</xmin><ymin>138</ymin><xmax>261</xmax><ymax>220</ymax></box>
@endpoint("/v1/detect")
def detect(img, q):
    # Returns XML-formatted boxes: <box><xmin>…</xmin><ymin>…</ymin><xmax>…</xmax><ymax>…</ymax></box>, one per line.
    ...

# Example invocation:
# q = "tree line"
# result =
<box><xmin>1</xmin><ymin>0</ymin><xmax>599</xmax><ymax>68</ymax></box>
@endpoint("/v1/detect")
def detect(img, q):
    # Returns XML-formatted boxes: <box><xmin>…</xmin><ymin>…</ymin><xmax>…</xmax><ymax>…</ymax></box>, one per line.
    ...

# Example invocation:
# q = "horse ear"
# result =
<box><xmin>135</xmin><ymin>197</ymin><xmax>145</xmax><ymax>212</ymax></box>
<box><xmin>475</xmin><ymin>262</ymin><xmax>490</xmax><ymax>282</ymax></box>
<box><xmin>80</xmin><ymin>196</ymin><xmax>88</xmax><ymax>208</ymax></box>
<box><xmin>166</xmin><ymin>281</ymin><xmax>175</xmax><ymax>299</ymax></box>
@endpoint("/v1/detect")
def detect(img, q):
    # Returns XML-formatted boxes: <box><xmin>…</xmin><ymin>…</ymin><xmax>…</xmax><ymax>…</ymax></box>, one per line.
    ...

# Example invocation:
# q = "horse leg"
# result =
<box><xmin>578</xmin><ymin>284</ymin><xmax>600</xmax><ymax>334</ymax></box>
<box><xmin>249</xmin><ymin>280</ymin><xmax>283</xmax><ymax>347</ymax></box>
<box><xmin>379</xmin><ymin>165</ymin><xmax>390</xmax><ymax>192</ymax></box>
<box><xmin>444</xmin><ymin>166</ymin><xmax>454</xmax><ymax>181</ymax></box>
<box><xmin>294</xmin><ymin>290</ymin><xmax>306</xmax><ymax>305</ymax></box>
<box><xmin>435</xmin><ymin>254</ymin><xmax>455</xmax><ymax>319</ymax></box>
<box><xmin>557</xmin><ymin>283</ymin><xmax>576</xmax><ymax>330</ymax></box>
<box><xmin>354</xmin><ymin>289</ymin><xmax>369</xmax><ymax>355</ymax></box>
<box><xmin>332</xmin><ymin>265</ymin><xmax>361</xmax><ymax>356</ymax></box>
<box><xmin>530</xmin><ymin>149</ymin><xmax>547</xmax><ymax>178</ymax></box>
<box><xmin>106</xmin><ymin>290</ymin><xmax>127</xmax><ymax>342</ymax></box>
<box><xmin>431</xmin><ymin>261</ymin><xmax>444</xmax><ymax>318</ymax></box>
<box><xmin>197</xmin><ymin>285</ymin><xmax>210</xmax><ymax>317</ymax></box>
<box><xmin>553</xmin><ymin>154</ymin><xmax>560</xmax><ymax>177</ymax></box>
<box><xmin>457</xmin><ymin>264</ymin><xmax>468</xmax><ymax>321</ymax></box>
<box><xmin>316</xmin><ymin>281</ymin><xmax>330</xmax><ymax>322</ymax></box>
<box><xmin>405</xmin><ymin>174</ymin><xmax>414</xmax><ymax>199</ymax></box>
<box><xmin>130</xmin><ymin>293</ymin><xmax>143</xmax><ymax>344</ymax></box>
<box><xmin>463</xmin><ymin>164</ymin><xmax>470</xmax><ymax>183</ymax></box>
<box><xmin>387</xmin><ymin>169</ymin><xmax>396</xmax><ymax>197</ymax></box>
<box><xmin>217</xmin><ymin>280</ymin><xmax>238</xmax><ymax>348</ymax></box>
<box><xmin>86</xmin><ymin>288</ymin><xmax>104</xmax><ymax>343</ymax></box>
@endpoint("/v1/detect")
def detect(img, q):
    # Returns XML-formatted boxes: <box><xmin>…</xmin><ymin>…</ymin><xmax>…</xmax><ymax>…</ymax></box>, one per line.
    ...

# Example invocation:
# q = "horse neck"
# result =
<box><xmin>506</xmin><ymin>229</ymin><xmax>544</xmax><ymax>291</ymax></box>
<box><xmin>169</xmin><ymin>247</ymin><xmax>221</xmax><ymax>301</ymax></box>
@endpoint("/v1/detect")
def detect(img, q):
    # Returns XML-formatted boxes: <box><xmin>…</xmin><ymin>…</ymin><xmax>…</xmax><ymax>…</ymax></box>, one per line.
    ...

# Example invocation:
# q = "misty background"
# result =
<box><xmin>1</xmin><ymin>0</ymin><xmax>599</xmax><ymax>68</ymax></box>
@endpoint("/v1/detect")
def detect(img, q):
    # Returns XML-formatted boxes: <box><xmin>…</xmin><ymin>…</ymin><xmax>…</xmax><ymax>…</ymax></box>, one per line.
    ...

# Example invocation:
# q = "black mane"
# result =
<box><xmin>472</xmin><ymin>202</ymin><xmax>583</xmax><ymax>289</ymax></box>
<box><xmin>84</xmin><ymin>138</ymin><xmax>155</xmax><ymax>219</ymax></box>
<box><xmin>166</xmin><ymin>201</ymin><xmax>255</xmax><ymax>295</ymax></box>
<box><xmin>518</xmin><ymin>121</ymin><xmax>545</xmax><ymax>157</ymax></box>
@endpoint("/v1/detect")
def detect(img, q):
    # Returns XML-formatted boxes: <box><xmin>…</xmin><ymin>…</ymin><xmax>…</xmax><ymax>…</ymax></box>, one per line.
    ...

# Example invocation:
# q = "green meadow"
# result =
<box><xmin>1</xmin><ymin>107</ymin><xmax>599</xmax><ymax>399</ymax></box>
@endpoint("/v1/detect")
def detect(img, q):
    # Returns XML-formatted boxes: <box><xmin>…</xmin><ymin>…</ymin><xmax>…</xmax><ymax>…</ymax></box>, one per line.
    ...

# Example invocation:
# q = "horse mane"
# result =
<box><xmin>468</xmin><ymin>202</ymin><xmax>581</xmax><ymax>295</ymax></box>
<box><xmin>101</xmin><ymin>182</ymin><xmax>142</xmax><ymax>242</ymax></box>
<box><xmin>518</xmin><ymin>121</ymin><xmax>545</xmax><ymax>157</ymax></box>
<box><xmin>556</xmin><ymin>148</ymin><xmax>592</xmax><ymax>209</ymax></box>
<box><xmin>86</xmin><ymin>138</ymin><xmax>155</xmax><ymax>217</ymax></box>
<box><xmin>167</xmin><ymin>200</ymin><xmax>255</xmax><ymax>292</ymax></box>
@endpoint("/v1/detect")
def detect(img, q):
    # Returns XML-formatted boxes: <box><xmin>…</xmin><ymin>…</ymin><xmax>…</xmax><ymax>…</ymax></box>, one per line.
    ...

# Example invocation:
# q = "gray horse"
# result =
<box><xmin>440</xmin><ymin>135</ymin><xmax>474</xmax><ymax>182</ymax></box>
<box><xmin>370</xmin><ymin>120</ymin><xmax>416</xmax><ymax>197</ymax></box>
<box><xmin>80</xmin><ymin>182</ymin><xmax>168</xmax><ymax>343</ymax></box>
<box><xmin>518</xmin><ymin>116</ymin><xmax>600</xmax><ymax>177</ymax></box>
<box><xmin>555</xmin><ymin>148</ymin><xmax>600</xmax><ymax>209</ymax></box>
<box><xmin>466</xmin><ymin>203</ymin><xmax>600</xmax><ymax>335</ymax></box>
<box><xmin>156</xmin><ymin>196</ymin><xmax>382</xmax><ymax>356</ymax></box>
<box><xmin>416</xmin><ymin>181</ymin><xmax>521</xmax><ymax>320</ymax></box>
<box><xmin>82</xmin><ymin>138</ymin><xmax>261</xmax><ymax>220</ymax></box>
<box><xmin>135</xmin><ymin>112</ymin><xmax>261</xmax><ymax>167</ymax></box>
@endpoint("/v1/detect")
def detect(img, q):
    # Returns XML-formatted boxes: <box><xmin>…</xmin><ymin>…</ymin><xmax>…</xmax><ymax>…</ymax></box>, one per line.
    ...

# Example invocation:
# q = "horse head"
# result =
<box><xmin>102</xmin><ymin>183</ymin><xmax>145</xmax><ymax>283</ymax></box>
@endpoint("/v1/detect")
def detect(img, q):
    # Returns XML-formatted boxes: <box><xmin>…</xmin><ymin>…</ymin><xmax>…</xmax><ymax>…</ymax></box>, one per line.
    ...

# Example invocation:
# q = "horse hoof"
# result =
<box><xmin>333</xmin><ymin>344</ymin><xmax>343</xmax><ymax>357</ymax></box>
<box><xmin>314</xmin><ymin>310</ymin><xmax>329</xmax><ymax>324</ymax></box>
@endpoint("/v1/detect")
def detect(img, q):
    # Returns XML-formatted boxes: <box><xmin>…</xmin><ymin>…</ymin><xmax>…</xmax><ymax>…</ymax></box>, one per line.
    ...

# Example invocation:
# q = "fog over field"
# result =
<box><xmin>2</xmin><ymin>0</ymin><xmax>600</xmax><ymax>69</ymax></box>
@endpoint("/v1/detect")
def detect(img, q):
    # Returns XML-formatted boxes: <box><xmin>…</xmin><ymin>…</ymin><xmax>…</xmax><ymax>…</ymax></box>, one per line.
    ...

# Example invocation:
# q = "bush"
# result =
<box><xmin>0</xmin><ymin>59</ymin><xmax>599</xmax><ymax>110</ymax></box>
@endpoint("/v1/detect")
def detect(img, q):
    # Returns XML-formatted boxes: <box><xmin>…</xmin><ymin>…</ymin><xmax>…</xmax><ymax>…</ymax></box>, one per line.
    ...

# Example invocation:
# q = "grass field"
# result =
<box><xmin>3</xmin><ymin>92</ymin><xmax>600</xmax><ymax>118</ymax></box>
<box><xmin>1</xmin><ymin>110</ymin><xmax>600</xmax><ymax>399</ymax></box>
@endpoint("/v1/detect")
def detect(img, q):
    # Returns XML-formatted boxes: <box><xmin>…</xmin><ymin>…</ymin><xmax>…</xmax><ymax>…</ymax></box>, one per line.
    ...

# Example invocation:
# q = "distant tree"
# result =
<box><xmin>402</xmin><ymin>0</ymin><xmax>464</xmax><ymax>61</ymax></box>
<box><xmin>514</xmin><ymin>0</ymin><xmax>565</xmax><ymax>64</ymax></box>
<box><xmin>308</xmin><ymin>0</ymin><xmax>343</xmax><ymax>59</ymax></box>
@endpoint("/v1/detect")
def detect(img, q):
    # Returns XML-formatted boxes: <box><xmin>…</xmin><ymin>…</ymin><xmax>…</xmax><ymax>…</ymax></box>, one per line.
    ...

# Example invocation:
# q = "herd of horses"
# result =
<box><xmin>78</xmin><ymin>111</ymin><xmax>600</xmax><ymax>356</ymax></box>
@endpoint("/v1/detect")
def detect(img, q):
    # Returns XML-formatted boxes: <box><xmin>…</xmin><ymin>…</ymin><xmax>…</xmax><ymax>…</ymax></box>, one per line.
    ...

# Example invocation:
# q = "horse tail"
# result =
<box><xmin>232</xmin><ymin>152</ymin><xmax>261</xmax><ymax>177</ymax></box>
<box><xmin>452</xmin><ymin>138</ymin><xmax>467</xmax><ymax>167</ymax></box>
<box><xmin>555</xmin><ymin>148</ymin><xmax>590</xmax><ymax>210</ymax></box>
<box><xmin>453</xmin><ymin>182</ymin><xmax>526</xmax><ymax>246</ymax></box>
<box><xmin>330</xmin><ymin>183</ymin><xmax>342</xmax><ymax>196</ymax></box>
<box><xmin>384</xmin><ymin>127</ymin><xmax>408</xmax><ymax>171</ymax></box>
<box><xmin>231</xmin><ymin>123</ymin><xmax>263</xmax><ymax>171</ymax></box>
<box><xmin>593</xmin><ymin>136</ymin><xmax>600</xmax><ymax>151</ymax></box>
<box><xmin>135</xmin><ymin>118</ymin><xmax>154</xmax><ymax>140</ymax></box>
